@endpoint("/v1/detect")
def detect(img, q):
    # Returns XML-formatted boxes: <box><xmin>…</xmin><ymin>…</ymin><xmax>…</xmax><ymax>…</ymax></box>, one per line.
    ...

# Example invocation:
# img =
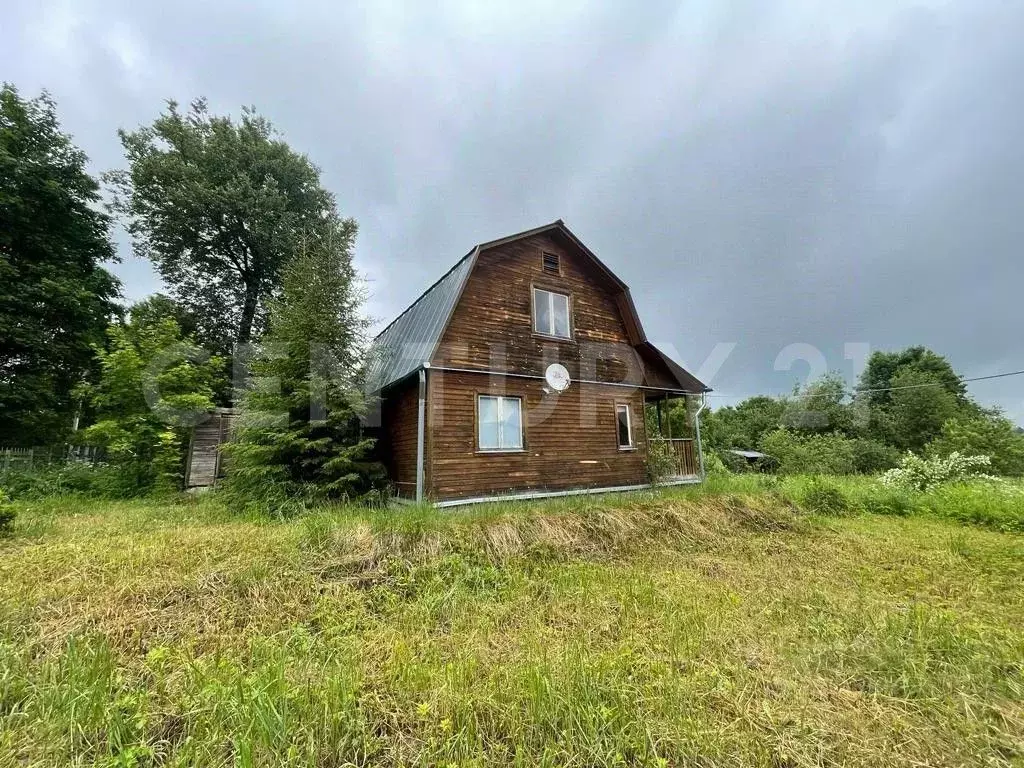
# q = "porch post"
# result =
<box><xmin>415</xmin><ymin>366</ymin><xmax>427</xmax><ymax>503</ymax></box>
<box><xmin>693</xmin><ymin>392</ymin><xmax>708</xmax><ymax>481</ymax></box>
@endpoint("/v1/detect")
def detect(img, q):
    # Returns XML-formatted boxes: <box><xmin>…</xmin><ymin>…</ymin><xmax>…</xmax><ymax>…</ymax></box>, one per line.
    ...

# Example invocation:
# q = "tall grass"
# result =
<box><xmin>2</xmin><ymin>487</ymin><xmax>1023</xmax><ymax>766</ymax></box>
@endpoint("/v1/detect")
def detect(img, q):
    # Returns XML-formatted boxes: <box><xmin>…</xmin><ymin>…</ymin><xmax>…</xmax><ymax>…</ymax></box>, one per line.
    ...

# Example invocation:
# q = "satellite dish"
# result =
<box><xmin>544</xmin><ymin>363</ymin><xmax>571</xmax><ymax>392</ymax></box>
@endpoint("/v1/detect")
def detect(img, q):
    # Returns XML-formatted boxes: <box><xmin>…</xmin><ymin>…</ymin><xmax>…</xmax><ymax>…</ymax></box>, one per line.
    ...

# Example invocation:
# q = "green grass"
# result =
<box><xmin>1</xmin><ymin>483</ymin><xmax>1023</xmax><ymax>766</ymax></box>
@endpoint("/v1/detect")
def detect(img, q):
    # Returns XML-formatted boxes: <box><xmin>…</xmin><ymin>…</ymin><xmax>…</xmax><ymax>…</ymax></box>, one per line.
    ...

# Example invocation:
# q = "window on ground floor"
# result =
<box><xmin>478</xmin><ymin>395</ymin><xmax>524</xmax><ymax>451</ymax></box>
<box><xmin>616</xmin><ymin>403</ymin><xmax>634</xmax><ymax>449</ymax></box>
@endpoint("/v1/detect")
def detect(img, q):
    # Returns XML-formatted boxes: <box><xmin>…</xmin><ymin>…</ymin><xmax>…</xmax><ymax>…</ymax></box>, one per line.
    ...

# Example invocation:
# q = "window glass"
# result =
<box><xmin>552</xmin><ymin>292</ymin><xmax>570</xmax><ymax>338</ymax></box>
<box><xmin>534</xmin><ymin>290</ymin><xmax>551</xmax><ymax>337</ymax></box>
<box><xmin>478</xmin><ymin>395</ymin><xmax>523</xmax><ymax>451</ymax></box>
<box><xmin>533</xmin><ymin>288</ymin><xmax>571</xmax><ymax>339</ymax></box>
<box><xmin>478</xmin><ymin>396</ymin><xmax>500</xmax><ymax>450</ymax></box>
<box><xmin>501</xmin><ymin>397</ymin><xmax>523</xmax><ymax>450</ymax></box>
<box><xmin>616</xmin><ymin>404</ymin><xmax>632</xmax><ymax>448</ymax></box>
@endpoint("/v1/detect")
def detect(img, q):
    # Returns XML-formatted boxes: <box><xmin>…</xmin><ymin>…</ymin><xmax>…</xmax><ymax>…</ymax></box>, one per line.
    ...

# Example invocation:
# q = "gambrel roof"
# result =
<box><xmin>365</xmin><ymin>220</ymin><xmax>709</xmax><ymax>394</ymax></box>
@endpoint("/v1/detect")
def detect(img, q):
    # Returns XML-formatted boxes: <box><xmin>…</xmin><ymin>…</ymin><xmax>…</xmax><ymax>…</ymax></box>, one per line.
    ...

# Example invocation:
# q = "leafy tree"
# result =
<box><xmin>929</xmin><ymin>413</ymin><xmax>1024</xmax><ymax>476</ymax></box>
<box><xmin>848</xmin><ymin>437</ymin><xmax>902</xmax><ymax>474</ymax></box>
<box><xmin>127</xmin><ymin>293</ymin><xmax>199</xmax><ymax>339</ymax></box>
<box><xmin>782</xmin><ymin>372</ymin><xmax>855</xmax><ymax>436</ymax></box>
<box><xmin>701</xmin><ymin>396</ymin><xmax>787</xmax><ymax>450</ymax></box>
<box><xmin>81</xmin><ymin>303</ymin><xmax>223</xmax><ymax>493</ymax></box>
<box><xmin>874</xmin><ymin>368</ymin><xmax>961</xmax><ymax>451</ymax></box>
<box><xmin>0</xmin><ymin>85</ymin><xmax>121</xmax><ymax>445</ymax></box>
<box><xmin>856</xmin><ymin>348</ymin><xmax>975</xmax><ymax>451</ymax></box>
<box><xmin>858</xmin><ymin>347</ymin><xmax>966</xmax><ymax>407</ymax></box>
<box><xmin>225</xmin><ymin>222</ymin><xmax>384</xmax><ymax>514</ymax></box>
<box><xmin>107</xmin><ymin>99</ymin><xmax>338</xmax><ymax>353</ymax></box>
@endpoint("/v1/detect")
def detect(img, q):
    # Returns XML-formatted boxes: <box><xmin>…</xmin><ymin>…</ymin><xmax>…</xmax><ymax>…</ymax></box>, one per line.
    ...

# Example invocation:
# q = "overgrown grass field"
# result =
<box><xmin>1</xmin><ymin>478</ymin><xmax>1022</xmax><ymax>766</ymax></box>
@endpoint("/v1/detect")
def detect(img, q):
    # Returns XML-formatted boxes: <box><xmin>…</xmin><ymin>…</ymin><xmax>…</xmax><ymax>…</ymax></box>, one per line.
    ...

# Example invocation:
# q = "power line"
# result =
<box><xmin>705</xmin><ymin>368</ymin><xmax>1024</xmax><ymax>401</ymax></box>
<box><xmin>854</xmin><ymin>369</ymin><xmax>1024</xmax><ymax>394</ymax></box>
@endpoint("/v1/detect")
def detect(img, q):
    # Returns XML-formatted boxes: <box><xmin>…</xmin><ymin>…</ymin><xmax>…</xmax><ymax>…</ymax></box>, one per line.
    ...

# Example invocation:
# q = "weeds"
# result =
<box><xmin>798</xmin><ymin>478</ymin><xmax>854</xmax><ymax>516</ymax></box>
<box><xmin>0</xmin><ymin>489</ymin><xmax>14</xmax><ymax>535</ymax></box>
<box><xmin>1</xmin><ymin>486</ymin><xmax>1023</xmax><ymax>766</ymax></box>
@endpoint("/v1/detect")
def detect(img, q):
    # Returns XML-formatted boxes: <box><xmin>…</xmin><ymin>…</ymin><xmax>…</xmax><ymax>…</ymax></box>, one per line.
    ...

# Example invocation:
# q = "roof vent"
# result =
<box><xmin>542</xmin><ymin>252</ymin><xmax>560</xmax><ymax>274</ymax></box>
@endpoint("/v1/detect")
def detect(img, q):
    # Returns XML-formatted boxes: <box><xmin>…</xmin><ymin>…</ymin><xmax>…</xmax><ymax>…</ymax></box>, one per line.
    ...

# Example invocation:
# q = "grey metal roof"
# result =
<box><xmin>365</xmin><ymin>250</ymin><xmax>477</xmax><ymax>393</ymax></box>
<box><xmin>728</xmin><ymin>450</ymin><xmax>770</xmax><ymax>459</ymax></box>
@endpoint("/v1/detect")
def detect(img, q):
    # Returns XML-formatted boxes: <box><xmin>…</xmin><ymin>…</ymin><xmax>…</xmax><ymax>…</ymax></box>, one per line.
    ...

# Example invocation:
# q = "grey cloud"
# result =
<box><xmin>3</xmin><ymin>0</ymin><xmax>1021</xmax><ymax>420</ymax></box>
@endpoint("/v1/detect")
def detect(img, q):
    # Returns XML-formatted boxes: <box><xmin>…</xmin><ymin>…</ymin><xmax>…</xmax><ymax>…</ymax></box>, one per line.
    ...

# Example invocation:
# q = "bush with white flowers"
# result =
<box><xmin>880</xmin><ymin>451</ymin><xmax>997</xmax><ymax>492</ymax></box>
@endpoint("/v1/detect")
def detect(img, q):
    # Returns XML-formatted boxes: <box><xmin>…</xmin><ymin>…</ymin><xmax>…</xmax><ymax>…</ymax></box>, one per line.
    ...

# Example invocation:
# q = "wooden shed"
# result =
<box><xmin>184</xmin><ymin>408</ymin><xmax>237</xmax><ymax>490</ymax></box>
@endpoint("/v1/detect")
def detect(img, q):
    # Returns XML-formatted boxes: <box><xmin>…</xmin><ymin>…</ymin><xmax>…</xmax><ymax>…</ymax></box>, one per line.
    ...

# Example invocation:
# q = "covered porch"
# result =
<box><xmin>644</xmin><ymin>391</ymin><xmax>706</xmax><ymax>480</ymax></box>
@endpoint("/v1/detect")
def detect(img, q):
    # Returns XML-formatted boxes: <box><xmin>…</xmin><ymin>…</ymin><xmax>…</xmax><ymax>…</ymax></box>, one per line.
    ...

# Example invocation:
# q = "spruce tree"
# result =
<box><xmin>225</xmin><ymin>218</ymin><xmax>383</xmax><ymax>513</ymax></box>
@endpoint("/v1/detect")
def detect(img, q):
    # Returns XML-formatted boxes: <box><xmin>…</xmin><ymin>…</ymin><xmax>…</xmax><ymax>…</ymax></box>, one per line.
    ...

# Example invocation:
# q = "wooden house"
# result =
<box><xmin>366</xmin><ymin>220</ymin><xmax>709</xmax><ymax>506</ymax></box>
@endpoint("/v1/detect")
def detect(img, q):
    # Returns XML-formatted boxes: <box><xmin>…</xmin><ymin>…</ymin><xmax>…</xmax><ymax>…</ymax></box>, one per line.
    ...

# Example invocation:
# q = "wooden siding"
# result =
<box><xmin>432</xmin><ymin>232</ymin><xmax>679</xmax><ymax>388</ymax></box>
<box><xmin>379</xmin><ymin>379</ymin><xmax>421</xmax><ymax>498</ymax></box>
<box><xmin>427</xmin><ymin>369</ymin><xmax>649</xmax><ymax>500</ymax></box>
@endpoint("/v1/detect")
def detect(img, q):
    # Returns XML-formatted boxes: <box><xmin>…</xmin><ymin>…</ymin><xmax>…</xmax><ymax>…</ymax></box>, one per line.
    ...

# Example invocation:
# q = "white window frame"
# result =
<box><xmin>477</xmin><ymin>395</ymin><xmax>524</xmax><ymax>452</ymax></box>
<box><xmin>616</xmin><ymin>403</ymin><xmax>634</xmax><ymax>450</ymax></box>
<box><xmin>532</xmin><ymin>287</ymin><xmax>571</xmax><ymax>339</ymax></box>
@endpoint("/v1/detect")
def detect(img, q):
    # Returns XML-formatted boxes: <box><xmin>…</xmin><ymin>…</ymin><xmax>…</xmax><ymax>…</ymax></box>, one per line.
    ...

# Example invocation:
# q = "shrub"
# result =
<box><xmin>850</xmin><ymin>438</ymin><xmax>902</xmax><ymax>474</ymax></box>
<box><xmin>717</xmin><ymin>449</ymin><xmax>753</xmax><ymax>473</ymax></box>
<box><xmin>0</xmin><ymin>463</ymin><xmax>144</xmax><ymax>500</ymax></box>
<box><xmin>759</xmin><ymin>429</ymin><xmax>856</xmax><ymax>475</ymax></box>
<box><xmin>798</xmin><ymin>478</ymin><xmax>855</xmax><ymax>516</ymax></box>
<box><xmin>0</xmin><ymin>488</ymin><xmax>14</xmax><ymax>535</ymax></box>
<box><xmin>928</xmin><ymin>415</ymin><xmax>1024</xmax><ymax>477</ymax></box>
<box><xmin>646</xmin><ymin>439</ymin><xmax>679</xmax><ymax>483</ymax></box>
<box><xmin>880</xmin><ymin>452</ymin><xmax>996</xmax><ymax>492</ymax></box>
<box><xmin>703</xmin><ymin>450</ymin><xmax>731</xmax><ymax>476</ymax></box>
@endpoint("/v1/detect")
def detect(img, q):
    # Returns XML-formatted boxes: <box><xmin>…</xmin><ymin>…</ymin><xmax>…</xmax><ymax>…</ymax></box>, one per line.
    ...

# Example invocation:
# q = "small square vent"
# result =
<box><xmin>542</xmin><ymin>252</ymin><xmax>560</xmax><ymax>274</ymax></box>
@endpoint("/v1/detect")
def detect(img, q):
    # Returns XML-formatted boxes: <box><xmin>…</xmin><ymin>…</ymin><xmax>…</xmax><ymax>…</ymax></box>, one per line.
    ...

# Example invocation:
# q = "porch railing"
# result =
<box><xmin>648</xmin><ymin>438</ymin><xmax>699</xmax><ymax>477</ymax></box>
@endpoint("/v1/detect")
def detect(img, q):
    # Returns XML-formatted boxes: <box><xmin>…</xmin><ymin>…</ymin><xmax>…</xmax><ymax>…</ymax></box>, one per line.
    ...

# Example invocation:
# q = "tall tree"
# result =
<box><xmin>225</xmin><ymin>221</ymin><xmax>383</xmax><ymax>513</ymax></box>
<box><xmin>0</xmin><ymin>85</ymin><xmax>121</xmax><ymax>445</ymax></box>
<box><xmin>857</xmin><ymin>347</ymin><xmax>971</xmax><ymax>450</ymax></box>
<box><xmin>858</xmin><ymin>347</ymin><xmax>967</xmax><ymax>407</ymax></box>
<box><xmin>106</xmin><ymin>99</ymin><xmax>338</xmax><ymax>353</ymax></box>
<box><xmin>874</xmin><ymin>368</ymin><xmax>962</xmax><ymax>451</ymax></box>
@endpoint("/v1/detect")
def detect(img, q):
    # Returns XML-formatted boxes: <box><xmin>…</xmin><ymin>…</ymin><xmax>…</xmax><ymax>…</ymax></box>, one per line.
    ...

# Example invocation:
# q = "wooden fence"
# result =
<box><xmin>0</xmin><ymin>445</ymin><xmax>102</xmax><ymax>471</ymax></box>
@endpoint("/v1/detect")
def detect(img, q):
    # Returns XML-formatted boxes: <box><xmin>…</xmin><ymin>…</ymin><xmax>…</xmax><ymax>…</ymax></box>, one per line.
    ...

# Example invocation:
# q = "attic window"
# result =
<box><xmin>533</xmin><ymin>288</ymin><xmax>571</xmax><ymax>339</ymax></box>
<box><xmin>542</xmin><ymin>252</ymin><xmax>560</xmax><ymax>274</ymax></box>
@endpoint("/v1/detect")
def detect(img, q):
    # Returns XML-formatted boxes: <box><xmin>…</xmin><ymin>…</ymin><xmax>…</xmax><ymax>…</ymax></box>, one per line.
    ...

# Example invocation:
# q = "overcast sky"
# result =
<box><xmin>4</xmin><ymin>0</ymin><xmax>1021</xmax><ymax>421</ymax></box>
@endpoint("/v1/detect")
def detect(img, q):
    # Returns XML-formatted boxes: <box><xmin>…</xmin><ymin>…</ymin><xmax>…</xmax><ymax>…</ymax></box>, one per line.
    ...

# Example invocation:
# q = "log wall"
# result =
<box><xmin>427</xmin><ymin>370</ymin><xmax>649</xmax><ymax>500</ymax></box>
